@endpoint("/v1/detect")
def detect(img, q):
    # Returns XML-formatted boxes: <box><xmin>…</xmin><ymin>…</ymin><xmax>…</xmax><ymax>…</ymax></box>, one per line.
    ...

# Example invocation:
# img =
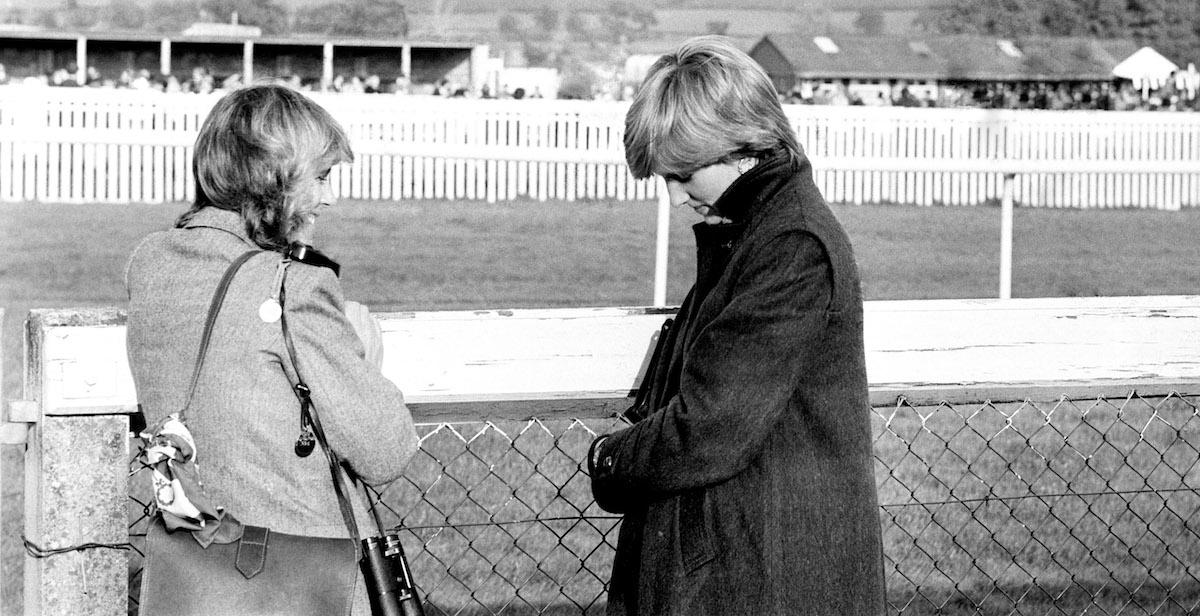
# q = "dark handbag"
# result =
<box><xmin>140</xmin><ymin>520</ymin><xmax>357</xmax><ymax>616</ymax></box>
<box><xmin>138</xmin><ymin>249</ymin><xmax>425</xmax><ymax>616</ymax></box>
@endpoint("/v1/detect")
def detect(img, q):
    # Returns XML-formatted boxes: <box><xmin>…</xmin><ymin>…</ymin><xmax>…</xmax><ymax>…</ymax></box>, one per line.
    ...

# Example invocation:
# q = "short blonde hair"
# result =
<box><xmin>179</xmin><ymin>84</ymin><xmax>353</xmax><ymax>250</ymax></box>
<box><xmin>624</xmin><ymin>35</ymin><xmax>800</xmax><ymax>179</ymax></box>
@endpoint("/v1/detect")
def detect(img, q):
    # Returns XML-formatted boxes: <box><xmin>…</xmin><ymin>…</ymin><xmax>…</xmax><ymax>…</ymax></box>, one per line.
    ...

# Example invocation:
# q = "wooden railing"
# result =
<box><xmin>4</xmin><ymin>297</ymin><xmax>1200</xmax><ymax>615</ymax></box>
<box><xmin>1</xmin><ymin>89</ymin><xmax>1199</xmax><ymax>208</ymax></box>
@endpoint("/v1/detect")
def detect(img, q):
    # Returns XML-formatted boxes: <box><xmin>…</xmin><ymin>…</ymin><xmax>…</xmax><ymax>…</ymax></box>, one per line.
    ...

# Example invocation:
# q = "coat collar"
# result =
<box><xmin>182</xmin><ymin>207</ymin><xmax>258</xmax><ymax>249</ymax></box>
<box><xmin>709</xmin><ymin>147</ymin><xmax>800</xmax><ymax>226</ymax></box>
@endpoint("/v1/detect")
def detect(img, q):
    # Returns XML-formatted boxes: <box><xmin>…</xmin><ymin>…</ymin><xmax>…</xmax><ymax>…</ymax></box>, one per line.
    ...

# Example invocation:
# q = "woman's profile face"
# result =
<box><xmin>293</xmin><ymin>164</ymin><xmax>337</xmax><ymax>244</ymax></box>
<box><xmin>663</xmin><ymin>160</ymin><xmax>741</xmax><ymax>224</ymax></box>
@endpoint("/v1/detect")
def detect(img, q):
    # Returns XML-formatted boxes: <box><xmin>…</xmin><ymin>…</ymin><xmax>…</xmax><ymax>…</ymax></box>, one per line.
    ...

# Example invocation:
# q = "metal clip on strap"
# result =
<box><xmin>277</xmin><ymin>268</ymin><xmax>390</xmax><ymax>549</ymax></box>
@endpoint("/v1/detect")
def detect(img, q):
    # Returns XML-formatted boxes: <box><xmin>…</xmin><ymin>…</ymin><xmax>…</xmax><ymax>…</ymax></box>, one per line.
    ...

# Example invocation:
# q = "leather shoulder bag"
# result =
<box><xmin>137</xmin><ymin>249</ymin><xmax>425</xmax><ymax>616</ymax></box>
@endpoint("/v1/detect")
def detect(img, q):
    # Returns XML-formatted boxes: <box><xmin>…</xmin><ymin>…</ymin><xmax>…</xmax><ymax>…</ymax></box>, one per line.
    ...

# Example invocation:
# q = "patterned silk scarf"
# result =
<box><xmin>142</xmin><ymin>413</ymin><xmax>244</xmax><ymax>547</ymax></box>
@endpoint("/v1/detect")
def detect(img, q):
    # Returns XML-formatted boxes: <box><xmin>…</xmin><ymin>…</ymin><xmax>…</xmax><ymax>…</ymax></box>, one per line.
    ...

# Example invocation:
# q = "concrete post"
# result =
<box><xmin>75</xmin><ymin>37</ymin><xmax>87</xmax><ymax>85</ymax></box>
<box><xmin>469</xmin><ymin>44</ymin><xmax>489</xmax><ymax>95</ymax></box>
<box><xmin>21</xmin><ymin>310</ymin><xmax>135</xmax><ymax>616</ymax></box>
<box><xmin>322</xmin><ymin>42</ymin><xmax>334</xmax><ymax>91</ymax></box>
<box><xmin>243</xmin><ymin>40</ymin><xmax>254</xmax><ymax>84</ymax></box>
<box><xmin>160</xmin><ymin>39</ymin><xmax>171</xmax><ymax>77</ymax></box>
<box><xmin>24</xmin><ymin>416</ymin><xmax>129</xmax><ymax>616</ymax></box>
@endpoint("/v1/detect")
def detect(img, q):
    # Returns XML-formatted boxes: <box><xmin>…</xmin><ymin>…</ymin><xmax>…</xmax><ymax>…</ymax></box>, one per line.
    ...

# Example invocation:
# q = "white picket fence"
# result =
<box><xmin>799</xmin><ymin>106</ymin><xmax>1200</xmax><ymax>209</ymax></box>
<box><xmin>1</xmin><ymin>87</ymin><xmax>1199</xmax><ymax>208</ymax></box>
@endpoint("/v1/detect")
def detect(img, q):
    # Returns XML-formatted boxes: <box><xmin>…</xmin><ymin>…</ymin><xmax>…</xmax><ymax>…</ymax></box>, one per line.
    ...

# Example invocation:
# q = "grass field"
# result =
<box><xmin>3</xmin><ymin>198</ymin><xmax>1199</xmax><ymax>613</ymax></box>
<box><xmin>4</xmin><ymin>198</ymin><xmax>1197</xmax><ymax>411</ymax></box>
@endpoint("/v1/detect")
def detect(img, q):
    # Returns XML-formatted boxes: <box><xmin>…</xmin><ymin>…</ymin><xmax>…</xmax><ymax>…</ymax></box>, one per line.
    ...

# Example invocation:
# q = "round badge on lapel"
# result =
<box><xmin>259</xmin><ymin>298</ymin><xmax>282</xmax><ymax>323</ymax></box>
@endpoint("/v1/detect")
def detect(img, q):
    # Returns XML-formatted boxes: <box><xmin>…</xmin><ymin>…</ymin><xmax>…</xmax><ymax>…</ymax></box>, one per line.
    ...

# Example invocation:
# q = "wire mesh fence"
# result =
<box><xmin>127</xmin><ymin>392</ymin><xmax>1200</xmax><ymax>615</ymax></box>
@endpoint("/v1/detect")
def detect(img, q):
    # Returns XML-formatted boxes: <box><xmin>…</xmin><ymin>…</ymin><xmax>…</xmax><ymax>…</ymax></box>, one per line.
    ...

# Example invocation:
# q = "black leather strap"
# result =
<box><xmin>180</xmin><ymin>250</ymin><xmax>261</xmax><ymax>420</ymax></box>
<box><xmin>624</xmin><ymin>317</ymin><xmax>673</xmax><ymax>423</ymax></box>
<box><xmin>277</xmin><ymin>264</ymin><xmax>388</xmax><ymax>548</ymax></box>
<box><xmin>175</xmin><ymin>249</ymin><xmax>375</xmax><ymax>553</ymax></box>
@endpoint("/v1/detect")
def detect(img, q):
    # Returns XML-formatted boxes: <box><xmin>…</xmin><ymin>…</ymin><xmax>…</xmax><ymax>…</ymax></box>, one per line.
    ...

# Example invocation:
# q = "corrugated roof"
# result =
<box><xmin>754</xmin><ymin>33</ymin><xmax>1143</xmax><ymax>82</ymax></box>
<box><xmin>754</xmin><ymin>33</ymin><xmax>946</xmax><ymax>80</ymax></box>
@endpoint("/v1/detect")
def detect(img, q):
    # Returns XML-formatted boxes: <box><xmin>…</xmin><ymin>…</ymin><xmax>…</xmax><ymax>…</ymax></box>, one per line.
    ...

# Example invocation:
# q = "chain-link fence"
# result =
<box><xmin>127</xmin><ymin>393</ymin><xmax>1200</xmax><ymax>615</ymax></box>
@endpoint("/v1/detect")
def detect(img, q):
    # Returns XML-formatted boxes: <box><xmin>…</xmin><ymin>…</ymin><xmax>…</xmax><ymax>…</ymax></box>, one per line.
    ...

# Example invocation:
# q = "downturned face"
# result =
<box><xmin>663</xmin><ymin>161</ymin><xmax>742</xmax><ymax>224</ymax></box>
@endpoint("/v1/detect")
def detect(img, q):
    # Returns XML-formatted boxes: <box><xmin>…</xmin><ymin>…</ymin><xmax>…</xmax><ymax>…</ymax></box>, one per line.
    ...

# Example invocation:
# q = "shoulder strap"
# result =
<box><xmin>277</xmin><ymin>264</ymin><xmax>386</xmax><ymax>545</ymax></box>
<box><xmin>179</xmin><ymin>250</ymin><xmax>261</xmax><ymax>420</ymax></box>
<box><xmin>172</xmin><ymin>249</ymin><xmax>371</xmax><ymax>547</ymax></box>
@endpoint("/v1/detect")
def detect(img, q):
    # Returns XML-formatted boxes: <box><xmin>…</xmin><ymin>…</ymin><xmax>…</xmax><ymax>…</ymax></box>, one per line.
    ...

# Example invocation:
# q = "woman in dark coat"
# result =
<box><xmin>588</xmin><ymin>36</ymin><xmax>886</xmax><ymax>616</ymax></box>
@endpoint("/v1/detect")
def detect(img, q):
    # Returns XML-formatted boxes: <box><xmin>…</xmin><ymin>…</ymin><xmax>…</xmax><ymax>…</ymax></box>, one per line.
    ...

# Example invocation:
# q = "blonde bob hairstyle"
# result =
<box><xmin>177</xmin><ymin>83</ymin><xmax>353</xmax><ymax>250</ymax></box>
<box><xmin>624</xmin><ymin>35</ymin><xmax>800</xmax><ymax>180</ymax></box>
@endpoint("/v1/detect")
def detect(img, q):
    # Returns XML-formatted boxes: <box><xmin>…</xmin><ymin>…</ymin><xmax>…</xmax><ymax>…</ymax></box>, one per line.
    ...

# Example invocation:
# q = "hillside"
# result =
<box><xmin>405</xmin><ymin>0</ymin><xmax>950</xmax><ymax>42</ymax></box>
<box><xmin>400</xmin><ymin>0</ymin><xmax>951</xmax><ymax>12</ymax></box>
<box><xmin>0</xmin><ymin>0</ymin><xmax>953</xmax><ymax>56</ymax></box>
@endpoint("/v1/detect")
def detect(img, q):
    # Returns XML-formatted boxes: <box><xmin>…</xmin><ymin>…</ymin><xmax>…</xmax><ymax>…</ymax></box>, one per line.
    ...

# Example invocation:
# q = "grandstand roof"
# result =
<box><xmin>752</xmin><ymin>33</ymin><xmax>1142</xmax><ymax>82</ymax></box>
<box><xmin>0</xmin><ymin>26</ymin><xmax>478</xmax><ymax>50</ymax></box>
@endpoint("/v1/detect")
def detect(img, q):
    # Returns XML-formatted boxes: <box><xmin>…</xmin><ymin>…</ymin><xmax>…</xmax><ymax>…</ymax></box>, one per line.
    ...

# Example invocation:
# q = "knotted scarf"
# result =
<box><xmin>141</xmin><ymin>413</ymin><xmax>244</xmax><ymax>547</ymax></box>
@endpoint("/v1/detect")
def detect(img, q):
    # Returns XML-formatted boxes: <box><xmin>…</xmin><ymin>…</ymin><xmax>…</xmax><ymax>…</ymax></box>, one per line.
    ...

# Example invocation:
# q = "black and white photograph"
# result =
<box><xmin>1</xmin><ymin>0</ymin><xmax>1198</xmax><ymax>614</ymax></box>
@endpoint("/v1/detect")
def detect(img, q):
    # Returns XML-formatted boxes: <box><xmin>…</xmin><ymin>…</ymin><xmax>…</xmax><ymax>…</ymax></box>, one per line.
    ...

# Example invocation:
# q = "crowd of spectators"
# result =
<box><xmin>4</xmin><ymin>60</ymin><xmax>1198</xmax><ymax>110</ymax></box>
<box><xmin>0</xmin><ymin>63</ymin><xmax>239</xmax><ymax>92</ymax></box>
<box><xmin>785</xmin><ymin>77</ymin><xmax>1200</xmax><ymax>112</ymax></box>
<box><xmin>0</xmin><ymin>63</ymin><xmax>543</xmax><ymax>99</ymax></box>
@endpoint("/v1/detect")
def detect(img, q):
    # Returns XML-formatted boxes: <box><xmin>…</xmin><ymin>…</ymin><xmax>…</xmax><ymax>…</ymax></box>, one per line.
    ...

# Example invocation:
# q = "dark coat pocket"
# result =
<box><xmin>679</xmin><ymin>490</ymin><xmax>714</xmax><ymax>573</ymax></box>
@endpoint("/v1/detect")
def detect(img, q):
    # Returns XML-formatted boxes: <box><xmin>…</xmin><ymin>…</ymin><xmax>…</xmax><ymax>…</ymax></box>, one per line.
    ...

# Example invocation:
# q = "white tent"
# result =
<box><xmin>1112</xmin><ymin>46</ymin><xmax>1178</xmax><ymax>93</ymax></box>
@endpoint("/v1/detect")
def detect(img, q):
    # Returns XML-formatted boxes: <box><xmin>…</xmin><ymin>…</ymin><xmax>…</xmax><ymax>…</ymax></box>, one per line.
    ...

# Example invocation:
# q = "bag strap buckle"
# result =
<box><xmin>235</xmin><ymin>525</ymin><xmax>270</xmax><ymax>579</ymax></box>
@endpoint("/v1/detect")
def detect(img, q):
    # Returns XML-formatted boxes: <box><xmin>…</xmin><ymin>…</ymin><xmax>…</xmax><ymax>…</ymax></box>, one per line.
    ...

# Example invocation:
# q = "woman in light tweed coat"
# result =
<box><xmin>125</xmin><ymin>84</ymin><xmax>419</xmax><ymax>615</ymax></box>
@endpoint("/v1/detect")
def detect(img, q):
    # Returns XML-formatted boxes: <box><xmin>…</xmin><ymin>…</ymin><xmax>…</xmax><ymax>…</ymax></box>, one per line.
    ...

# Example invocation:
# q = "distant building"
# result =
<box><xmin>750</xmin><ymin>33</ymin><xmax>1142</xmax><ymax>101</ymax></box>
<box><xmin>0</xmin><ymin>27</ymin><xmax>488</xmax><ymax>93</ymax></box>
<box><xmin>182</xmin><ymin>22</ymin><xmax>262</xmax><ymax>39</ymax></box>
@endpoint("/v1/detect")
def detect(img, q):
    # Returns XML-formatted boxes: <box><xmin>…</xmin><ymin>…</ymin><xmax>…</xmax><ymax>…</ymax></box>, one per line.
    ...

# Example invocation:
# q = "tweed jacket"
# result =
<box><xmin>589</xmin><ymin>149</ymin><xmax>886</xmax><ymax>615</ymax></box>
<box><xmin>126</xmin><ymin>207</ymin><xmax>420</xmax><ymax>613</ymax></box>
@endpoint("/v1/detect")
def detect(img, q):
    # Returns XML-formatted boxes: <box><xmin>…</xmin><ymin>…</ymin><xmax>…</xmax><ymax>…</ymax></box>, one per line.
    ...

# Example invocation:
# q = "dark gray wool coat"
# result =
<box><xmin>589</xmin><ymin>148</ymin><xmax>886</xmax><ymax>616</ymax></box>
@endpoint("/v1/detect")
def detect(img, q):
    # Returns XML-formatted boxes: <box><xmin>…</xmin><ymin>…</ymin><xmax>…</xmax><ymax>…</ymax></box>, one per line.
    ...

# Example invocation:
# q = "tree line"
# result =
<box><xmin>5</xmin><ymin>0</ymin><xmax>1197</xmax><ymax>68</ymax></box>
<box><xmin>918</xmin><ymin>0</ymin><xmax>1200</xmax><ymax>65</ymax></box>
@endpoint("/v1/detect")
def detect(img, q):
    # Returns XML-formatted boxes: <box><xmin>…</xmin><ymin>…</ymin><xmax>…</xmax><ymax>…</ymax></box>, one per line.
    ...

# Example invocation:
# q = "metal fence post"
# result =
<box><xmin>653</xmin><ymin>176</ymin><xmax>670</xmax><ymax>307</ymax></box>
<box><xmin>999</xmin><ymin>172</ymin><xmax>1015</xmax><ymax>299</ymax></box>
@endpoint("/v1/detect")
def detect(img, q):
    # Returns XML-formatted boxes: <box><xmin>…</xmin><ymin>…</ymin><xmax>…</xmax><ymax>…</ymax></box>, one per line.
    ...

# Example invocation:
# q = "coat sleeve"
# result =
<box><xmin>590</xmin><ymin>231</ymin><xmax>833</xmax><ymax>512</ymax></box>
<box><xmin>281</xmin><ymin>264</ymin><xmax>420</xmax><ymax>486</ymax></box>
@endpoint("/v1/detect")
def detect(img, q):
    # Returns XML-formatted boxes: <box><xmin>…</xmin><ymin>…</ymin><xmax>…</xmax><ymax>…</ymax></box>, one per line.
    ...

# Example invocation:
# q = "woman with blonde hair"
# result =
<box><xmin>126</xmin><ymin>84</ymin><xmax>419</xmax><ymax>615</ymax></box>
<box><xmin>589</xmin><ymin>36</ymin><xmax>886</xmax><ymax>615</ymax></box>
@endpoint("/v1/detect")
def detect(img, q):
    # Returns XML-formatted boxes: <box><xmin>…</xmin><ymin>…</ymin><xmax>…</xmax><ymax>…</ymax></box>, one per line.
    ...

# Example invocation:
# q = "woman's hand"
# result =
<box><xmin>344</xmin><ymin>300</ymin><xmax>385</xmax><ymax>368</ymax></box>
